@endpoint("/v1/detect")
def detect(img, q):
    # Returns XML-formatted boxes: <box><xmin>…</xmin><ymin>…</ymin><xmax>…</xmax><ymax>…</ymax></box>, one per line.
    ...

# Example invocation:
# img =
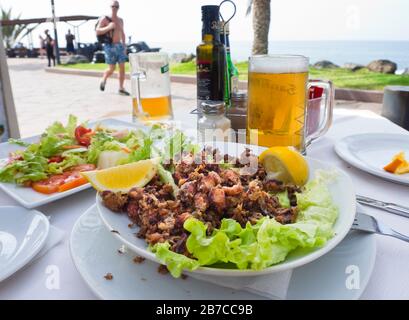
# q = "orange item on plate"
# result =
<box><xmin>384</xmin><ymin>152</ymin><xmax>409</xmax><ymax>174</ymax></box>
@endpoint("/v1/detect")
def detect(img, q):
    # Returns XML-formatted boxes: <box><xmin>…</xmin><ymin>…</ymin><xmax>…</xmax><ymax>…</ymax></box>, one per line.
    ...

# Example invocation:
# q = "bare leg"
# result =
<box><xmin>118</xmin><ymin>63</ymin><xmax>125</xmax><ymax>90</ymax></box>
<box><xmin>103</xmin><ymin>64</ymin><xmax>116</xmax><ymax>83</ymax></box>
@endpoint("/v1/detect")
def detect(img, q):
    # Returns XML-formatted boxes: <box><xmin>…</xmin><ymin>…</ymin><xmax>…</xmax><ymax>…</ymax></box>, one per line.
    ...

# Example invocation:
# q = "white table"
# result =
<box><xmin>0</xmin><ymin>109</ymin><xmax>408</xmax><ymax>299</ymax></box>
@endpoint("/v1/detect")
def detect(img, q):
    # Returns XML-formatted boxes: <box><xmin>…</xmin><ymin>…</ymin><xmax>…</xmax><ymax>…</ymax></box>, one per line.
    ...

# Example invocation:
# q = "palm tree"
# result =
<box><xmin>1</xmin><ymin>7</ymin><xmax>26</xmax><ymax>48</ymax></box>
<box><xmin>247</xmin><ymin>0</ymin><xmax>271</xmax><ymax>55</ymax></box>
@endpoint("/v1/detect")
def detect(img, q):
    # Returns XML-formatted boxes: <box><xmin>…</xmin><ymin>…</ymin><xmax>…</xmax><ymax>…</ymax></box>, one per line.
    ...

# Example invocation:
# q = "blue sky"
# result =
<box><xmin>2</xmin><ymin>0</ymin><xmax>409</xmax><ymax>45</ymax></box>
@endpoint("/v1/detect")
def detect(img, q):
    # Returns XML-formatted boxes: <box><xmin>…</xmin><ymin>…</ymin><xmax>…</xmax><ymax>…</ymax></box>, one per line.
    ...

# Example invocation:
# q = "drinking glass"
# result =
<box><xmin>246</xmin><ymin>55</ymin><xmax>334</xmax><ymax>154</ymax></box>
<box><xmin>129</xmin><ymin>52</ymin><xmax>173</xmax><ymax>122</ymax></box>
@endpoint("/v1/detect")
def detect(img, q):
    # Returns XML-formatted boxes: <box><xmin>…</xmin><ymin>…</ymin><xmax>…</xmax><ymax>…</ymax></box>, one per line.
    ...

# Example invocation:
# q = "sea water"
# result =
<box><xmin>152</xmin><ymin>40</ymin><xmax>409</xmax><ymax>69</ymax></box>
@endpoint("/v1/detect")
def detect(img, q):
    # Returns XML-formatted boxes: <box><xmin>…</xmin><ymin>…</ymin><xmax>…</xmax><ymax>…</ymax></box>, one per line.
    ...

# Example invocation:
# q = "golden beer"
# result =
<box><xmin>246</xmin><ymin>55</ymin><xmax>309</xmax><ymax>151</ymax></box>
<box><xmin>132</xmin><ymin>95</ymin><xmax>172</xmax><ymax>120</ymax></box>
<box><xmin>129</xmin><ymin>52</ymin><xmax>174</xmax><ymax>122</ymax></box>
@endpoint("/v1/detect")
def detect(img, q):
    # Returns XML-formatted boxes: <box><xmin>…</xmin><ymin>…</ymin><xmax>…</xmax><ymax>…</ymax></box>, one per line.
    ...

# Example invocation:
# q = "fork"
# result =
<box><xmin>352</xmin><ymin>212</ymin><xmax>409</xmax><ymax>243</ymax></box>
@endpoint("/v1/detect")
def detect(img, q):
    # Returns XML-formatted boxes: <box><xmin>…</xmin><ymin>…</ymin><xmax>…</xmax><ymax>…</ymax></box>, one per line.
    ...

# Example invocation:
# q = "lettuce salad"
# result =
<box><xmin>152</xmin><ymin>171</ymin><xmax>339</xmax><ymax>277</ymax></box>
<box><xmin>0</xmin><ymin>116</ymin><xmax>182</xmax><ymax>185</ymax></box>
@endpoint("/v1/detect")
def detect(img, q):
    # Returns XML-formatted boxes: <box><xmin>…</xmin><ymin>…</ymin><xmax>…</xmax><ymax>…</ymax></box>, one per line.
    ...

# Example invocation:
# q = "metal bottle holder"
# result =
<box><xmin>219</xmin><ymin>0</ymin><xmax>237</xmax><ymax>109</ymax></box>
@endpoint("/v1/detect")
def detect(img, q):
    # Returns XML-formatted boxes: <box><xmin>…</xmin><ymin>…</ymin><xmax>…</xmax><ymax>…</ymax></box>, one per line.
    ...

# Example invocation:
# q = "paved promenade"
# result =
<box><xmin>7</xmin><ymin>58</ymin><xmax>382</xmax><ymax>137</ymax></box>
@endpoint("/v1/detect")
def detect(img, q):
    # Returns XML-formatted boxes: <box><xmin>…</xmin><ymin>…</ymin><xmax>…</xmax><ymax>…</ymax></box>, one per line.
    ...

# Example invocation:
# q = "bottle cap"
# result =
<box><xmin>201</xmin><ymin>5</ymin><xmax>220</xmax><ymax>21</ymax></box>
<box><xmin>200</xmin><ymin>101</ymin><xmax>225</xmax><ymax>115</ymax></box>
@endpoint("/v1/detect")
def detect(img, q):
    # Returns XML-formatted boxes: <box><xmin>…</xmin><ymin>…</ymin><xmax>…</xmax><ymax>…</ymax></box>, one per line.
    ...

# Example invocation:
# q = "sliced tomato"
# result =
<box><xmin>32</xmin><ymin>164</ymin><xmax>95</xmax><ymax>195</ymax></box>
<box><xmin>48</xmin><ymin>156</ymin><xmax>64</xmax><ymax>163</ymax></box>
<box><xmin>58</xmin><ymin>176</ymin><xmax>88</xmax><ymax>193</ymax></box>
<box><xmin>32</xmin><ymin>173</ymin><xmax>68</xmax><ymax>194</ymax></box>
<box><xmin>32</xmin><ymin>180</ymin><xmax>60</xmax><ymax>194</ymax></box>
<box><xmin>48</xmin><ymin>174</ymin><xmax>68</xmax><ymax>184</ymax></box>
<box><xmin>75</xmin><ymin>126</ymin><xmax>93</xmax><ymax>147</ymax></box>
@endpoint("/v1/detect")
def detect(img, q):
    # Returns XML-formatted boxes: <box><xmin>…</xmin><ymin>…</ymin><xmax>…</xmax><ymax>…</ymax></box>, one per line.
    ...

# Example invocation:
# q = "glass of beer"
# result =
<box><xmin>246</xmin><ymin>55</ymin><xmax>334</xmax><ymax>154</ymax></box>
<box><xmin>129</xmin><ymin>52</ymin><xmax>173</xmax><ymax>122</ymax></box>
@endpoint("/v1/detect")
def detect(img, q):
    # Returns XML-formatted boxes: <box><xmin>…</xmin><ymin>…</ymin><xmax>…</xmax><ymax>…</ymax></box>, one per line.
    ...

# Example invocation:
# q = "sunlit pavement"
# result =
<box><xmin>7</xmin><ymin>58</ymin><xmax>381</xmax><ymax>138</ymax></box>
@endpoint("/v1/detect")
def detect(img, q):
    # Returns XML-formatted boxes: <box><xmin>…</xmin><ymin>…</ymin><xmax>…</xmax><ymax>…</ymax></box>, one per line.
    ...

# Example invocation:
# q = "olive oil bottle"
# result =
<box><xmin>196</xmin><ymin>5</ymin><xmax>226</xmax><ymax>111</ymax></box>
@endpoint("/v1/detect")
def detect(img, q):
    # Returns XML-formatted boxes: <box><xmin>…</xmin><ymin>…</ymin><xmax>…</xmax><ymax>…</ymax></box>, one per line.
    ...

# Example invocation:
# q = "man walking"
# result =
<box><xmin>96</xmin><ymin>1</ymin><xmax>129</xmax><ymax>95</ymax></box>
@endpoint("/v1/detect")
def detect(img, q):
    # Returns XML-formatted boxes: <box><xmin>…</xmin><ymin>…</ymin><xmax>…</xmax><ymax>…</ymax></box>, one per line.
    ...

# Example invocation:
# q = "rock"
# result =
<box><xmin>170</xmin><ymin>53</ymin><xmax>188</xmax><ymax>63</ymax></box>
<box><xmin>367</xmin><ymin>59</ymin><xmax>397</xmax><ymax>74</ymax></box>
<box><xmin>65</xmin><ymin>54</ymin><xmax>90</xmax><ymax>64</ymax></box>
<box><xmin>181</xmin><ymin>53</ymin><xmax>196</xmax><ymax>63</ymax></box>
<box><xmin>313</xmin><ymin>60</ymin><xmax>339</xmax><ymax>69</ymax></box>
<box><xmin>343</xmin><ymin>63</ymin><xmax>364</xmax><ymax>72</ymax></box>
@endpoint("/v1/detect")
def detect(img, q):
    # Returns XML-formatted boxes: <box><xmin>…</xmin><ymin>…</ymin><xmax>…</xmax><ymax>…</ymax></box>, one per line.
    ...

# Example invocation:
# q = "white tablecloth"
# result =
<box><xmin>1</xmin><ymin>109</ymin><xmax>409</xmax><ymax>300</ymax></box>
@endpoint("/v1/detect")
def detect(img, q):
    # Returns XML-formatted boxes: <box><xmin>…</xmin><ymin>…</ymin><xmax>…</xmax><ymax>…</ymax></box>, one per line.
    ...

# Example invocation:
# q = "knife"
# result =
<box><xmin>356</xmin><ymin>195</ymin><xmax>409</xmax><ymax>219</ymax></box>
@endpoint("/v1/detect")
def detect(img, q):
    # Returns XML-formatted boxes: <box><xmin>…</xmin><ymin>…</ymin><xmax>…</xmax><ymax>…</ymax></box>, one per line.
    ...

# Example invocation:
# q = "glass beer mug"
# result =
<box><xmin>246</xmin><ymin>55</ymin><xmax>334</xmax><ymax>154</ymax></box>
<box><xmin>129</xmin><ymin>52</ymin><xmax>173</xmax><ymax>122</ymax></box>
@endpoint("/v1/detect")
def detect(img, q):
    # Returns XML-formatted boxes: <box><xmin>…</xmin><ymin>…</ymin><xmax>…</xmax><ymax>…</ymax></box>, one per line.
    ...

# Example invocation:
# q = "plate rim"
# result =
<box><xmin>69</xmin><ymin>206</ymin><xmax>104</xmax><ymax>300</ymax></box>
<box><xmin>71</xmin><ymin>204</ymin><xmax>377</xmax><ymax>300</ymax></box>
<box><xmin>96</xmin><ymin>155</ymin><xmax>356</xmax><ymax>277</ymax></box>
<box><xmin>334</xmin><ymin>132</ymin><xmax>409</xmax><ymax>185</ymax></box>
<box><xmin>0</xmin><ymin>206</ymin><xmax>50</xmax><ymax>282</ymax></box>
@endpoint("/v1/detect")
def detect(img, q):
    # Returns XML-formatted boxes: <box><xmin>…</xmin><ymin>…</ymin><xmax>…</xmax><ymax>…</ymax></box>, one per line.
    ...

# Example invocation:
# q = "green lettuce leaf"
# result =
<box><xmin>184</xmin><ymin>218</ymin><xmax>231</xmax><ymax>265</ymax></box>
<box><xmin>0</xmin><ymin>151</ymin><xmax>48</xmax><ymax>184</ymax></box>
<box><xmin>47</xmin><ymin>154</ymin><xmax>87</xmax><ymax>174</ymax></box>
<box><xmin>157</xmin><ymin>163</ymin><xmax>179</xmax><ymax>197</ymax></box>
<box><xmin>66</xmin><ymin>114</ymin><xmax>78</xmax><ymax>138</ymax></box>
<box><xmin>277</xmin><ymin>191</ymin><xmax>290</xmax><ymax>208</ymax></box>
<box><xmin>163</xmin><ymin>130</ymin><xmax>199</xmax><ymax>160</ymax></box>
<box><xmin>38</xmin><ymin>135</ymin><xmax>71</xmax><ymax>158</ymax></box>
<box><xmin>152</xmin><ymin>242</ymin><xmax>200</xmax><ymax>278</ymax></box>
<box><xmin>8</xmin><ymin>138</ymin><xmax>30</xmax><ymax>147</ymax></box>
<box><xmin>119</xmin><ymin>137</ymin><xmax>153</xmax><ymax>165</ymax></box>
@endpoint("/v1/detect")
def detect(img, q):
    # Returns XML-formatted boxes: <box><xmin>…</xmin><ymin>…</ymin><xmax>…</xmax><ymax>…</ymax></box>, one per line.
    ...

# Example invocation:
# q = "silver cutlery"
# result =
<box><xmin>352</xmin><ymin>212</ymin><xmax>409</xmax><ymax>243</ymax></box>
<box><xmin>356</xmin><ymin>195</ymin><xmax>409</xmax><ymax>219</ymax></box>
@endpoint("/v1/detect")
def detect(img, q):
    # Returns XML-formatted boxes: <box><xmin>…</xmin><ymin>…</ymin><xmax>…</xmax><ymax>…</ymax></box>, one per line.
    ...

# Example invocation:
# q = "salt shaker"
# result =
<box><xmin>197</xmin><ymin>101</ymin><xmax>232</xmax><ymax>142</ymax></box>
<box><xmin>227</xmin><ymin>91</ymin><xmax>247</xmax><ymax>142</ymax></box>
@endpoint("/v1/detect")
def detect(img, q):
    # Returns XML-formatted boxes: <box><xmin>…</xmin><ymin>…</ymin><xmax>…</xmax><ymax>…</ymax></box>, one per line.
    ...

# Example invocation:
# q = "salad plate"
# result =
<box><xmin>335</xmin><ymin>133</ymin><xmax>409</xmax><ymax>185</ymax></box>
<box><xmin>70</xmin><ymin>205</ymin><xmax>376</xmax><ymax>299</ymax></box>
<box><xmin>97</xmin><ymin>142</ymin><xmax>356</xmax><ymax>277</ymax></box>
<box><xmin>0</xmin><ymin>118</ymin><xmax>144</xmax><ymax>208</ymax></box>
<box><xmin>0</xmin><ymin>206</ymin><xmax>50</xmax><ymax>282</ymax></box>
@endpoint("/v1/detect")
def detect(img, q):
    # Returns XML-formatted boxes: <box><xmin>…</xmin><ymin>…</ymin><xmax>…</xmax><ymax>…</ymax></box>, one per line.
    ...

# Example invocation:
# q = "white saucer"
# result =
<box><xmin>70</xmin><ymin>205</ymin><xmax>376</xmax><ymax>300</ymax></box>
<box><xmin>335</xmin><ymin>133</ymin><xmax>409</xmax><ymax>185</ymax></box>
<box><xmin>0</xmin><ymin>206</ymin><xmax>50</xmax><ymax>282</ymax></box>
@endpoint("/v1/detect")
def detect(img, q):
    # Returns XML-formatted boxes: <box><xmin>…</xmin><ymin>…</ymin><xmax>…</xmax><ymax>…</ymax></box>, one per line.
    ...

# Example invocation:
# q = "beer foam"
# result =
<box><xmin>249</xmin><ymin>55</ymin><xmax>309</xmax><ymax>73</ymax></box>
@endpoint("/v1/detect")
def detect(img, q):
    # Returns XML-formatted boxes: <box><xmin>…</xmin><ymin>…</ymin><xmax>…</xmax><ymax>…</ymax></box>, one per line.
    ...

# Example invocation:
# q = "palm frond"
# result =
<box><xmin>0</xmin><ymin>6</ymin><xmax>25</xmax><ymax>48</ymax></box>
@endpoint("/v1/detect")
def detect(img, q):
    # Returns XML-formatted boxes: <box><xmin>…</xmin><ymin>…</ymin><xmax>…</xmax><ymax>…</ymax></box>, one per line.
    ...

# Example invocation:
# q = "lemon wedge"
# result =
<box><xmin>81</xmin><ymin>158</ymin><xmax>159</xmax><ymax>192</ymax></box>
<box><xmin>259</xmin><ymin>147</ymin><xmax>309</xmax><ymax>186</ymax></box>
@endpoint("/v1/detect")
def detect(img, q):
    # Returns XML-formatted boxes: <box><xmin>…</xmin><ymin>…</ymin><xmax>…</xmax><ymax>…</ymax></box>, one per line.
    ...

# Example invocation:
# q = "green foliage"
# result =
<box><xmin>1</xmin><ymin>6</ymin><xmax>27</xmax><ymax>48</ymax></box>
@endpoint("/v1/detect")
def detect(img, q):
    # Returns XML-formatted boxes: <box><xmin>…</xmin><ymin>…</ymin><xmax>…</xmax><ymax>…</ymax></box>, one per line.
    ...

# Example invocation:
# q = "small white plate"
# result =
<box><xmin>0</xmin><ymin>206</ymin><xmax>50</xmax><ymax>282</ymax></box>
<box><xmin>70</xmin><ymin>205</ymin><xmax>376</xmax><ymax>299</ymax></box>
<box><xmin>0</xmin><ymin>119</ymin><xmax>144</xmax><ymax>208</ymax></box>
<box><xmin>335</xmin><ymin>133</ymin><xmax>409</xmax><ymax>185</ymax></box>
<box><xmin>97</xmin><ymin>142</ymin><xmax>356</xmax><ymax>276</ymax></box>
